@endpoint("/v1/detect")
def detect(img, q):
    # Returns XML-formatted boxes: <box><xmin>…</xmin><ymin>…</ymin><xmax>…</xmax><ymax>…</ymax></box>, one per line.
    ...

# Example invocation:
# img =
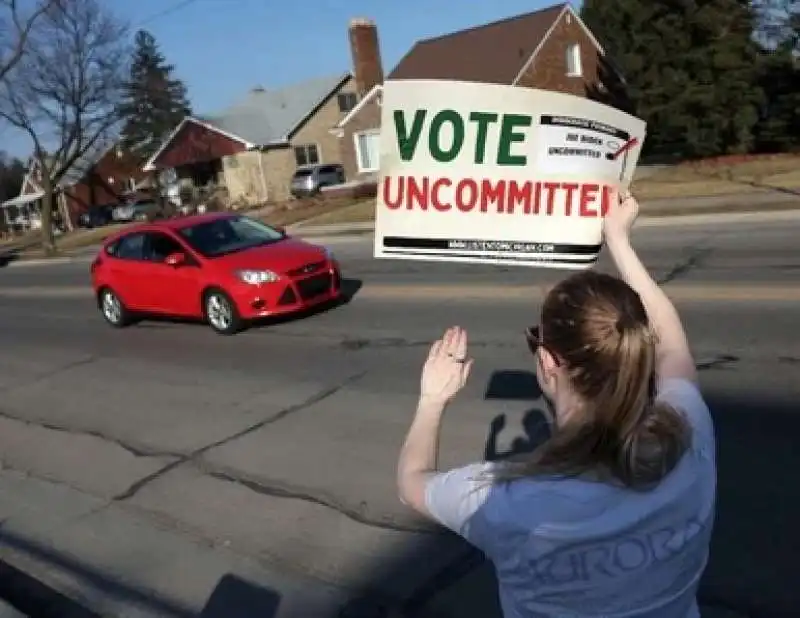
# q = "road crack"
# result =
<box><xmin>113</xmin><ymin>370</ymin><xmax>369</xmax><ymax>501</ymax></box>
<box><xmin>203</xmin><ymin>469</ymin><xmax>436</xmax><ymax>535</ymax></box>
<box><xmin>657</xmin><ymin>247</ymin><xmax>714</xmax><ymax>285</ymax></box>
<box><xmin>0</xmin><ymin>408</ymin><xmax>180</xmax><ymax>460</ymax></box>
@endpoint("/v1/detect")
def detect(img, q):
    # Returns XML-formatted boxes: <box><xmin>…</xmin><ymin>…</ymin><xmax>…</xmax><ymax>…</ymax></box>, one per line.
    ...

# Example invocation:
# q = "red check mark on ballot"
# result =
<box><xmin>612</xmin><ymin>137</ymin><xmax>639</xmax><ymax>159</ymax></box>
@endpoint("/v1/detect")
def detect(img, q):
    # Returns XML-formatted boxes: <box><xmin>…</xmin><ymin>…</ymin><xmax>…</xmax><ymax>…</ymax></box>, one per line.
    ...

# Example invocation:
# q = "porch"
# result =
<box><xmin>1</xmin><ymin>192</ymin><xmax>44</xmax><ymax>236</ymax></box>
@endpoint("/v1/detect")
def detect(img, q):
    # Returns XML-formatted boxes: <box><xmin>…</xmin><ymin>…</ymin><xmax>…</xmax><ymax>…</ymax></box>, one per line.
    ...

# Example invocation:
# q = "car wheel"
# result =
<box><xmin>98</xmin><ymin>287</ymin><xmax>131</xmax><ymax>328</ymax></box>
<box><xmin>203</xmin><ymin>288</ymin><xmax>243</xmax><ymax>335</ymax></box>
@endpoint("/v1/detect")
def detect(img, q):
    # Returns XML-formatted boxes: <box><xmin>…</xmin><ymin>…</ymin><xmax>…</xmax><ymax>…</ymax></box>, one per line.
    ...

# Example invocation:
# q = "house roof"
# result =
<box><xmin>57</xmin><ymin>136</ymin><xmax>119</xmax><ymax>189</ymax></box>
<box><xmin>336</xmin><ymin>3</ymin><xmax>606</xmax><ymax>129</ymax></box>
<box><xmin>143</xmin><ymin>72</ymin><xmax>351</xmax><ymax>171</ymax></box>
<box><xmin>205</xmin><ymin>72</ymin><xmax>350</xmax><ymax>145</ymax></box>
<box><xmin>388</xmin><ymin>3</ymin><xmax>569</xmax><ymax>84</ymax></box>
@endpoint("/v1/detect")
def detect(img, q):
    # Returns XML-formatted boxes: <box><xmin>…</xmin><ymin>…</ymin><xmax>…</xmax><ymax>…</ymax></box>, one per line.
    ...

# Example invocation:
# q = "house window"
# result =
<box><xmin>337</xmin><ymin>92</ymin><xmax>358</xmax><ymax>113</ymax></box>
<box><xmin>566</xmin><ymin>43</ymin><xmax>582</xmax><ymax>76</ymax></box>
<box><xmin>354</xmin><ymin>130</ymin><xmax>380</xmax><ymax>173</ymax></box>
<box><xmin>294</xmin><ymin>144</ymin><xmax>320</xmax><ymax>166</ymax></box>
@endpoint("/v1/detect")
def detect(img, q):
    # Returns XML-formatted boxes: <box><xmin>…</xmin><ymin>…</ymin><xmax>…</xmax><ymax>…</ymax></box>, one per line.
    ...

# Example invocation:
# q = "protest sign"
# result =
<box><xmin>373</xmin><ymin>79</ymin><xmax>647</xmax><ymax>268</ymax></box>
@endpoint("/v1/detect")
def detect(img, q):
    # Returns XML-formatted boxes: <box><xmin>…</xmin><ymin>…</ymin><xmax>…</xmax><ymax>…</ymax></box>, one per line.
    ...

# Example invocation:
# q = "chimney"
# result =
<box><xmin>349</xmin><ymin>17</ymin><xmax>384</xmax><ymax>97</ymax></box>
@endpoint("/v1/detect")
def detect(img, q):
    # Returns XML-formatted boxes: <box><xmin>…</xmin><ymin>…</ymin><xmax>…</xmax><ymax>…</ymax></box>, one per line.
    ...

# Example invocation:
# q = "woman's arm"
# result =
<box><xmin>397</xmin><ymin>395</ymin><xmax>446</xmax><ymax>516</ymax></box>
<box><xmin>605</xmin><ymin>192</ymin><xmax>698</xmax><ymax>385</ymax></box>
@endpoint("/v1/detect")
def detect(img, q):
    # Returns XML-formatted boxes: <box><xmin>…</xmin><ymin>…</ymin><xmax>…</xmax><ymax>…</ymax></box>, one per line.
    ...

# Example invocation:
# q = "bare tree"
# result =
<box><xmin>0</xmin><ymin>0</ymin><xmax>129</xmax><ymax>254</ymax></box>
<box><xmin>0</xmin><ymin>0</ymin><xmax>59</xmax><ymax>83</ymax></box>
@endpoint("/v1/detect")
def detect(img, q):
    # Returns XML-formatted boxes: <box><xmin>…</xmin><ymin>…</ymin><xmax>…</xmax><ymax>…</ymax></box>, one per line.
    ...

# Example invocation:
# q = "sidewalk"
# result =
<box><xmin>0</xmin><ymin>469</ymin><xmax>350</xmax><ymax>618</ymax></box>
<box><xmin>0</xmin><ymin>466</ymin><xmax>754</xmax><ymax>618</ymax></box>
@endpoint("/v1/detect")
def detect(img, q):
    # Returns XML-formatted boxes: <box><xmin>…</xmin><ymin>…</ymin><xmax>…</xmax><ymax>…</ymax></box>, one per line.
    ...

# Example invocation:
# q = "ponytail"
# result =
<box><xmin>492</xmin><ymin>309</ymin><xmax>690</xmax><ymax>490</ymax></box>
<box><xmin>607</xmin><ymin>321</ymin><xmax>690</xmax><ymax>488</ymax></box>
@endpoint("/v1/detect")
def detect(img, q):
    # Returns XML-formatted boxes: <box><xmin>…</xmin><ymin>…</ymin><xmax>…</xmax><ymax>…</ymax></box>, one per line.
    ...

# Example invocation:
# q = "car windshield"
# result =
<box><xmin>177</xmin><ymin>216</ymin><xmax>285</xmax><ymax>258</ymax></box>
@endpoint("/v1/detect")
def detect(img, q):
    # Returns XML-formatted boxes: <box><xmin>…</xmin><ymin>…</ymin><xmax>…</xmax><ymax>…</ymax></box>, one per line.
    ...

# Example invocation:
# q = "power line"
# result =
<box><xmin>137</xmin><ymin>0</ymin><xmax>202</xmax><ymax>26</ymax></box>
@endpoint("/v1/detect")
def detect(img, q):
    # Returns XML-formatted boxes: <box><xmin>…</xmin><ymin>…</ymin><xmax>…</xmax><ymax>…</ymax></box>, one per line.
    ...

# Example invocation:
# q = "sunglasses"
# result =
<box><xmin>525</xmin><ymin>326</ymin><xmax>561</xmax><ymax>366</ymax></box>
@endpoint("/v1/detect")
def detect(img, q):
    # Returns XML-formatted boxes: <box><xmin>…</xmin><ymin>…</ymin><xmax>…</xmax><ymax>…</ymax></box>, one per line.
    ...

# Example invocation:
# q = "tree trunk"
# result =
<box><xmin>58</xmin><ymin>193</ymin><xmax>74</xmax><ymax>232</ymax></box>
<box><xmin>40</xmin><ymin>180</ymin><xmax>57</xmax><ymax>256</ymax></box>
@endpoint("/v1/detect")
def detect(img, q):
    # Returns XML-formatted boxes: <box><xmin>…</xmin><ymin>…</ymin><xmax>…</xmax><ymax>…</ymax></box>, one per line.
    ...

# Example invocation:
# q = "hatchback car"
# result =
<box><xmin>91</xmin><ymin>213</ymin><xmax>342</xmax><ymax>335</ymax></box>
<box><xmin>289</xmin><ymin>164</ymin><xmax>345</xmax><ymax>197</ymax></box>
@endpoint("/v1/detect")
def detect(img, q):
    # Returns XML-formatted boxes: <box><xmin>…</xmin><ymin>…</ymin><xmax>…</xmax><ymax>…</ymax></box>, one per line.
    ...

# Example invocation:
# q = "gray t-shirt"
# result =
<box><xmin>425</xmin><ymin>378</ymin><xmax>716</xmax><ymax>618</ymax></box>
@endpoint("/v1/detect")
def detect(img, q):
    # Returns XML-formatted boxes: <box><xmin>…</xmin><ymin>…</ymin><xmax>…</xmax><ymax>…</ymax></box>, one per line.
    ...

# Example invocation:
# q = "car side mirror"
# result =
<box><xmin>165</xmin><ymin>251</ymin><xmax>186</xmax><ymax>267</ymax></box>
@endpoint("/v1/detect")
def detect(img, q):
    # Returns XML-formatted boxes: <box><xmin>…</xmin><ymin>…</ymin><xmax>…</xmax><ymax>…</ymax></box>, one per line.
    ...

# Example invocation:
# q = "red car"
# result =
<box><xmin>90</xmin><ymin>213</ymin><xmax>342</xmax><ymax>335</ymax></box>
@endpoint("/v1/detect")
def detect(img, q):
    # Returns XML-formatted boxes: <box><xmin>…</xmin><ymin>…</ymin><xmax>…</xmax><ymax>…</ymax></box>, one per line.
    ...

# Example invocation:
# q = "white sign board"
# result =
<box><xmin>373</xmin><ymin>79</ymin><xmax>647</xmax><ymax>269</ymax></box>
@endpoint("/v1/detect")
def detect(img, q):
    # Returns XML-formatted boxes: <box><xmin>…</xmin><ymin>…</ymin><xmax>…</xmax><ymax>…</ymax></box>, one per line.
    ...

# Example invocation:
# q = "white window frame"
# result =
<box><xmin>566</xmin><ymin>43</ymin><xmax>582</xmax><ymax>77</ymax></box>
<box><xmin>353</xmin><ymin>130</ymin><xmax>380</xmax><ymax>173</ymax></box>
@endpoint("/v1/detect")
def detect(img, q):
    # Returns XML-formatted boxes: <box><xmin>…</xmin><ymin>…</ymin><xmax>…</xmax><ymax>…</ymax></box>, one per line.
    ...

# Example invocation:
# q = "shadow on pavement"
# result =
<box><xmin>340</xmin><ymin>385</ymin><xmax>800</xmax><ymax>618</ymax></box>
<box><xmin>0</xmin><ymin>383</ymin><xmax>797</xmax><ymax>617</ymax></box>
<box><xmin>0</xmin><ymin>530</ymin><xmax>283</xmax><ymax>618</ymax></box>
<box><xmin>199</xmin><ymin>574</ymin><xmax>280</xmax><ymax>617</ymax></box>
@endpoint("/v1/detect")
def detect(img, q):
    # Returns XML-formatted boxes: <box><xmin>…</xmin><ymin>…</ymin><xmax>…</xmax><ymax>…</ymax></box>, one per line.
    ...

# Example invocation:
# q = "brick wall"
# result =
<box><xmin>515</xmin><ymin>11</ymin><xmax>601</xmax><ymax>96</ymax></box>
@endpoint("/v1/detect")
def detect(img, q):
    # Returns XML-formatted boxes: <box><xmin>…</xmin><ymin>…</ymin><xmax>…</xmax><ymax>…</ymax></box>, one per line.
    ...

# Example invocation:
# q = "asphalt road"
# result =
<box><xmin>0</xmin><ymin>211</ymin><xmax>798</xmax><ymax>618</ymax></box>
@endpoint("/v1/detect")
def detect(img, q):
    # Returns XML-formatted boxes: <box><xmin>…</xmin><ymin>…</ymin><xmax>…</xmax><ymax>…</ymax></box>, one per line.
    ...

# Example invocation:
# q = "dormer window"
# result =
<box><xmin>566</xmin><ymin>43</ymin><xmax>582</xmax><ymax>77</ymax></box>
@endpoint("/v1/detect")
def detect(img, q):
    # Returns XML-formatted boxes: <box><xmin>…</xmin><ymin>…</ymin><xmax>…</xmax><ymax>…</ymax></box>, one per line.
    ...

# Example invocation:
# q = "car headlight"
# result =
<box><xmin>236</xmin><ymin>269</ymin><xmax>279</xmax><ymax>285</ymax></box>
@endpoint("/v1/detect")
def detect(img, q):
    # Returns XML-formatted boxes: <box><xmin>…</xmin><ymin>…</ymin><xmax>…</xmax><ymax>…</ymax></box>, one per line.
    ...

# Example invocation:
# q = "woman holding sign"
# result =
<box><xmin>397</xmin><ymin>191</ymin><xmax>715</xmax><ymax>617</ymax></box>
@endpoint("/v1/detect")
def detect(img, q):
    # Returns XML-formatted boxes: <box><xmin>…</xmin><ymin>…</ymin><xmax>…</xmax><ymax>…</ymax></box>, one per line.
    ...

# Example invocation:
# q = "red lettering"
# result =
<box><xmin>580</xmin><ymin>183</ymin><xmax>599</xmax><ymax>217</ymax></box>
<box><xmin>508</xmin><ymin>181</ymin><xmax>532</xmax><ymax>214</ymax></box>
<box><xmin>562</xmin><ymin>183</ymin><xmax>579</xmax><ymax>217</ymax></box>
<box><xmin>431</xmin><ymin>178</ymin><xmax>452</xmax><ymax>211</ymax></box>
<box><xmin>543</xmin><ymin>182</ymin><xmax>559</xmax><ymax>215</ymax></box>
<box><xmin>455</xmin><ymin>179</ymin><xmax>478</xmax><ymax>212</ymax></box>
<box><xmin>382</xmin><ymin>176</ymin><xmax>403</xmax><ymax>209</ymax></box>
<box><xmin>531</xmin><ymin>182</ymin><xmax>541</xmax><ymax>214</ymax></box>
<box><xmin>601</xmin><ymin>185</ymin><xmax>614</xmax><ymax>216</ymax></box>
<box><xmin>407</xmin><ymin>176</ymin><xmax>429</xmax><ymax>210</ymax></box>
<box><xmin>480</xmin><ymin>180</ymin><xmax>507</xmax><ymax>213</ymax></box>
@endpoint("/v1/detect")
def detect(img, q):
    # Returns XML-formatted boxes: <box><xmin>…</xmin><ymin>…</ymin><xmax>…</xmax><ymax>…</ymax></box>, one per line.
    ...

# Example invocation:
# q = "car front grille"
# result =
<box><xmin>296</xmin><ymin>273</ymin><xmax>332</xmax><ymax>301</ymax></box>
<box><xmin>287</xmin><ymin>260</ymin><xmax>325</xmax><ymax>277</ymax></box>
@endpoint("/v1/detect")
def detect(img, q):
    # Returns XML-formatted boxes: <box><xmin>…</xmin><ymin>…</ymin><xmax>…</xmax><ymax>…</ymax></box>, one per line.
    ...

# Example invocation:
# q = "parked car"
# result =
<box><xmin>112</xmin><ymin>199</ymin><xmax>163</xmax><ymax>222</ymax></box>
<box><xmin>77</xmin><ymin>205</ymin><xmax>114</xmax><ymax>229</ymax></box>
<box><xmin>90</xmin><ymin>213</ymin><xmax>342</xmax><ymax>335</ymax></box>
<box><xmin>289</xmin><ymin>163</ymin><xmax>345</xmax><ymax>198</ymax></box>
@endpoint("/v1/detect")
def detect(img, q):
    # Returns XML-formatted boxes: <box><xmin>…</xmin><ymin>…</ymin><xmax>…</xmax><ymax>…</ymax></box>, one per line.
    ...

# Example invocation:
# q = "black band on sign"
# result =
<box><xmin>539</xmin><ymin>114</ymin><xmax>630</xmax><ymax>141</ymax></box>
<box><xmin>381</xmin><ymin>250</ymin><xmax>598</xmax><ymax>265</ymax></box>
<box><xmin>382</xmin><ymin>236</ymin><xmax>602</xmax><ymax>255</ymax></box>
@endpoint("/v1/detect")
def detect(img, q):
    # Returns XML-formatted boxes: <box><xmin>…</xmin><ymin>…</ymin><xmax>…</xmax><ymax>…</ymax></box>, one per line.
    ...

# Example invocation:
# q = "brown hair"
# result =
<box><xmin>494</xmin><ymin>271</ymin><xmax>690</xmax><ymax>490</ymax></box>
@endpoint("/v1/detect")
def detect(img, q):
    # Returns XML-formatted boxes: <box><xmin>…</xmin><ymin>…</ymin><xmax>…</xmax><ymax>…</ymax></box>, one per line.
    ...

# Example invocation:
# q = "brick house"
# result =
<box><xmin>142</xmin><ymin>73</ymin><xmax>361</xmax><ymax>205</ymax></box>
<box><xmin>332</xmin><ymin>3</ymin><xmax>612</xmax><ymax>185</ymax></box>
<box><xmin>1</xmin><ymin>140</ymin><xmax>150</xmax><ymax>231</ymax></box>
<box><xmin>60</xmin><ymin>140</ymin><xmax>151</xmax><ymax>225</ymax></box>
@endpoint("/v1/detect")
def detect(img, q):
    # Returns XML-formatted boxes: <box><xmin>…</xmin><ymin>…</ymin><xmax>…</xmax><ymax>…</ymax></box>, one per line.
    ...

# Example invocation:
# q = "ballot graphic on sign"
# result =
<box><xmin>536</xmin><ymin>115</ymin><xmax>637</xmax><ymax>182</ymax></box>
<box><xmin>373</xmin><ymin>79</ymin><xmax>647</xmax><ymax>269</ymax></box>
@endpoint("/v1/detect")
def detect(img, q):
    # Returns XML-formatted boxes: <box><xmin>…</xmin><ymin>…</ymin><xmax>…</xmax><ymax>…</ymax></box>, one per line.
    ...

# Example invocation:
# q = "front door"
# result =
<box><xmin>141</xmin><ymin>231</ymin><xmax>203</xmax><ymax>317</ymax></box>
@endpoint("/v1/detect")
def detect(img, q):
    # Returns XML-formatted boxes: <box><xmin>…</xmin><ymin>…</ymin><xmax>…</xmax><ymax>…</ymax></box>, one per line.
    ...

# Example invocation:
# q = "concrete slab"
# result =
<box><xmin>0</xmin><ymin>470</ymin><xmax>349</xmax><ymax>618</ymax></box>
<box><xmin>126</xmin><ymin>464</ymin><xmax>469</xmax><ymax>603</ymax></box>
<box><xmin>0</xmin><ymin>415</ymin><xmax>175</xmax><ymax>499</ymax></box>
<box><xmin>0</xmin><ymin>354</ymin><xmax>362</xmax><ymax>456</ymax></box>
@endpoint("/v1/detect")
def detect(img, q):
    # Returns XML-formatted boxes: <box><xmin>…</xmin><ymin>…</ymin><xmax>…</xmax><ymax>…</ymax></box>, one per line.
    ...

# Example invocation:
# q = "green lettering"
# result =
<box><xmin>468</xmin><ymin>111</ymin><xmax>499</xmax><ymax>164</ymax></box>
<box><xmin>428</xmin><ymin>109</ymin><xmax>464</xmax><ymax>163</ymax></box>
<box><xmin>394</xmin><ymin>109</ymin><xmax>427</xmax><ymax>161</ymax></box>
<box><xmin>498</xmin><ymin>114</ymin><xmax>532</xmax><ymax>165</ymax></box>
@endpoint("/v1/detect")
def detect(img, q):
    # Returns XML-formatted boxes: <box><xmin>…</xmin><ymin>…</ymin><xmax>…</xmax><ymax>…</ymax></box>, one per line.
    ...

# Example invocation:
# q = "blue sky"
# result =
<box><xmin>1</xmin><ymin>0</ymin><xmax>580</xmax><ymax>158</ymax></box>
